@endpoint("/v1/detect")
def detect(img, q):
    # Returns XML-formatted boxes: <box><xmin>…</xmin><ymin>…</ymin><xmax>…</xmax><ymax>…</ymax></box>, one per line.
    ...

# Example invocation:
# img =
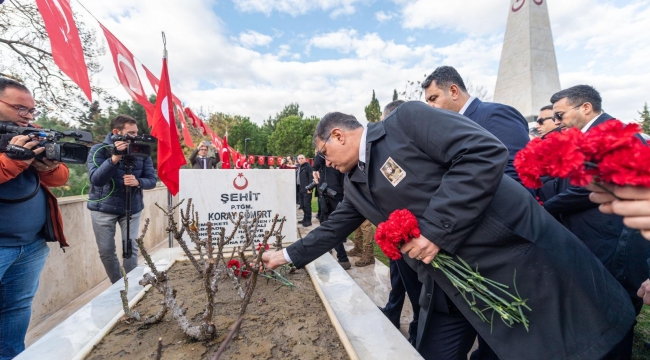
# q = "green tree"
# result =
<box><xmin>364</xmin><ymin>90</ymin><xmax>381</xmax><ymax>123</ymax></box>
<box><xmin>267</xmin><ymin>115</ymin><xmax>319</xmax><ymax>157</ymax></box>
<box><xmin>230</xmin><ymin>118</ymin><xmax>267</xmax><ymax>156</ymax></box>
<box><xmin>639</xmin><ymin>102</ymin><xmax>650</xmax><ymax>135</ymax></box>
<box><xmin>393</xmin><ymin>89</ymin><xmax>398</xmax><ymax>101</ymax></box>
<box><xmin>263</xmin><ymin>103</ymin><xmax>304</xmax><ymax>133</ymax></box>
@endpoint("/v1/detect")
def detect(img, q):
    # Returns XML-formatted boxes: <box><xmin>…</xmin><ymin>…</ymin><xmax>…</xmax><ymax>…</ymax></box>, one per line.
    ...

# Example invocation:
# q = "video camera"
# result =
<box><xmin>0</xmin><ymin>123</ymin><xmax>92</xmax><ymax>164</ymax></box>
<box><xmin>110</xmin><ymin>133</ymin><xmax>156</xmax><ymax>158</ymax></box>
<box><xmin>305</xmin><ymin>181</ymin><xmax>337</xmax><ymax>199</ymax></box>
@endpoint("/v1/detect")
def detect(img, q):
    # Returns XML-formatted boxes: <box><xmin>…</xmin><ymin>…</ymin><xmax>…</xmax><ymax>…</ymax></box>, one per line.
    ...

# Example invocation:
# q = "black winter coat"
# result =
<box><xmin>86</xmin><ymin>133</ymin><xmax>157</xmax><ymax>215</ymax></box>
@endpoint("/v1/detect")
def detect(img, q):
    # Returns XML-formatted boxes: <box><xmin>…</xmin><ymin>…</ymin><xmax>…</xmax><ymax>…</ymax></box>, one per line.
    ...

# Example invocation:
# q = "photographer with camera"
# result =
<box><xmin>87</xmin><ymin>115</ymin><xmax>156</xmax><ymax>284</ymax></box>
<box><xmin>0</xmin><ymin>78</ymin><xmax>70</xmax><ymax>358</ymax></box>
<box><xmin>189</xmin><ymin>141</ymin><xmax>219</xmax><ymax>169</ymax></box>
<box><xmin>312</xmin><ymin>153</ymin><xmax>351</xmax><ymax>270</ymax></box>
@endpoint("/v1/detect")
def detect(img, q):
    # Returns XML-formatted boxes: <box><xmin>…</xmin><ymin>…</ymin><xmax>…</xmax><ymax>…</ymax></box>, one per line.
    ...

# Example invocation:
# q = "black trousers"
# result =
<box><xmin>417</xmin><ymin>306</ymin><xmax>477</xmax><ymax>360</ymax></box>
<box><xmin>299</xmin><ymin>192</ymin><xmax>311</xmax><ymax>224</ymax></box>
<box><xmin>321</xmin><ymin>195</ymin><xmax>348</xmax><ymax>263</ymax></box>
<box><xmin>382</xmin><ymin>258</ymin><xmax>421</xmax><ymax>344</ymax></box>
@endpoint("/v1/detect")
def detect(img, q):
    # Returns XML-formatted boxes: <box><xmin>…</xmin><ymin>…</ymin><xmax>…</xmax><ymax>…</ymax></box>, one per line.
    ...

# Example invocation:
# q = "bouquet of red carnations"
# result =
<box><xmin>375</xmin><ymin>209</ymin><xmax>531</xmax><ymax>331</ymax></box>
<box><xmin>515</xmin><ymin>120</ymin><xmax>650</xmax><ymax>189</ymax></box>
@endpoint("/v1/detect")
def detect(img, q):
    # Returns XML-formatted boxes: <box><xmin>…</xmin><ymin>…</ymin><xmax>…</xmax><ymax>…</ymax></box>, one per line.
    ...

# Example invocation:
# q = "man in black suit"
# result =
<box><xmin>296</xmin><ymin>154</ymin><xmax>313</xmax><ymax>227</ymax></box>
<box><xmin>421</xmin><ymin>66</ymin><xmax>529</xmax><ymax>186</ymax></box>
<box><xmin>261</xmin><ymin>102</ymin><xmax>635</xmax><ymax>360</ymax></box>
<box><xmin>545</xmin><ymin>85</ymin><xmax>650</xmax><ymax>359</ymax></box>
<box><xmin>189</xmin><ymin>141</ymin><xmax>219</xmax><ymax>169</ymax></box>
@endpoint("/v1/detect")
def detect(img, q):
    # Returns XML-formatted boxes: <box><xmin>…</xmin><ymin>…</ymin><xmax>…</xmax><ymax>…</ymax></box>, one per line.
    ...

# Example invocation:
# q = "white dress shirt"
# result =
<box><xmin>581</xmin><ymin>112</ymin><xmax>604</xmax><ymax>133</ymax></box>
<box><xmin>459</xmin><ymin>96</ymin><xmax>477</xmax><ymax>116</ymax></box>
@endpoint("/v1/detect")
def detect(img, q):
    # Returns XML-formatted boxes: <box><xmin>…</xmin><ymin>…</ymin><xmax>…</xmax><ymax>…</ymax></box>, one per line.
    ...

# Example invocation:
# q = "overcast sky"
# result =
<box><xmin>77</xmin><ymin>0</ymin><xmax>650</xmax><ymax>125</ymax></box>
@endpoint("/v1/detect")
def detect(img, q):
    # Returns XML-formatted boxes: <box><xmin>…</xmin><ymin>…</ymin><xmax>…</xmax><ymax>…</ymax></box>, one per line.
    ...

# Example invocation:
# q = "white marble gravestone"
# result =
<box><xmin>179</xmin><ymin>169</ymin><xmax>297</xmax><ymax>250</ymax></box>
<box><xmin>493</xmin><ymin>0</ymin><xmax>561</xmax><ymax>122</ymax></box>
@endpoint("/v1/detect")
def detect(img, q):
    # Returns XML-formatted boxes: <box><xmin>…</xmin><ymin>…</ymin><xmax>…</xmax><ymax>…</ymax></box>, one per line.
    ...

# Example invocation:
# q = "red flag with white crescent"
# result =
<box><xmin>100</xmin><ymin>24</ymin><xmax>154</xmax><ymax>124</ymax></box>
<box><xmin>268</xmin><ymin>156</ymin><xmax>275</xmax><ymax>166</ymax></box>
<box><xmin>150</xmin><ymin>57</ymin><xmax>186</xmax><ymax>195</ymax></box>
<box><xmin>175</xmin><ymin>103</ymin><xmax>194</xmax><ymax>148</ymax></box>
<box><xmin>36</xmin><ymin>0</ymin><xmax>92</xmax><ymax>101</ymax></box>
<box><xmin>257</xmin><ymin>156</ymin><xmax>265</xmax><ymax>165</ymax></box>
<box><xmin>276</xmin><ymin>156</ymin><xmax>283</xmax><ymax>165</ymax></box>
<box><xmin>221</xmin><ymin>132</ymin><xmax>231</xmax><ymax>169</ymax></box>
<box><xmin>184</xmin><ymin>107</ymin><xmax>200</xmax><ymax>128</ymax></box>
<box><xmin>142</xmin><ymin>64</ymin><xmax>160</xmax><ymax>94</ymax></box>
<box><xmin>248</xmin><ymin>155</ymin><xmax>255</xmax><ymax>164</ymax></box>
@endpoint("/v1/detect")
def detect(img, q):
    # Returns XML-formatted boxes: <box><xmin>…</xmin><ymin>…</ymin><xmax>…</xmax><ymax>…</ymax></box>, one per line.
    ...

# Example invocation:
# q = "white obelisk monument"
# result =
<box><xmin>493</xmin><ymin>0</ymin><xmax>561</xmax><ymax>122</ymax></box>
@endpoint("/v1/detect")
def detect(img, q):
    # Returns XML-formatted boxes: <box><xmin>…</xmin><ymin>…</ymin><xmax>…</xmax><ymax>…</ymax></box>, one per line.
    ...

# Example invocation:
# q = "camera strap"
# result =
<box><xmin>0</xmin><ymin>169</ymin><xmax>40</xmax><ymax>204</ymax></box>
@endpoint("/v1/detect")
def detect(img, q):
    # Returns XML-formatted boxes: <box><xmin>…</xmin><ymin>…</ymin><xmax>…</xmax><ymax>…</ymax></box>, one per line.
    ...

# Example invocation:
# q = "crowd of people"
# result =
<box><xmin>3</xmin><ymin>63</ymin><xmax>650</xmax><ymax>360</ymax></box>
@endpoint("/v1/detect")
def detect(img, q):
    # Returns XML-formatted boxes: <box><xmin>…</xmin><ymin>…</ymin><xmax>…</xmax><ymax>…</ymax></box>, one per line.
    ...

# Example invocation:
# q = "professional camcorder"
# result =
<box><xmin>0</xmin><ymin>123</ymin><xmax>92</xmax><ymax>164</ymax></box>
<box><xmin>305</xmin><ymin>181</ymin><xmax>337</xmax><ymax>199</ymax></box>
<box><xmin>110</xmin><ymin>133</ymin><xmax>156</xmax><ymax>158</ymax></box>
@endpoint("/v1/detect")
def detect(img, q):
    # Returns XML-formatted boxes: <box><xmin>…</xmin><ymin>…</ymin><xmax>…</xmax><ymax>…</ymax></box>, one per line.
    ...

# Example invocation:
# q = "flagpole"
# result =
<box><xmin>162</xmin><ymin>31</ymin><xmax>174</xmax><ymax>249</ymax></box>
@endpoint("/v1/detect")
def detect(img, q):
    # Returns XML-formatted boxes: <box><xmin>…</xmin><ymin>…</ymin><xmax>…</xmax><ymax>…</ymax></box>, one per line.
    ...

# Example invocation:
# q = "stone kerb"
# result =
<box><xmin>179</xmin><ymin>169</ymin><xmax>297</xmax><ymax>251</ymax></box>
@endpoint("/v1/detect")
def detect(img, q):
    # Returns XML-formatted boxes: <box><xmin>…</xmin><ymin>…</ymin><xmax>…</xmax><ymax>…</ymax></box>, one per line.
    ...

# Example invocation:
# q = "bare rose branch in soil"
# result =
<box><xmin>211</xmin><ymin>215</ymin><xmax>279</xmax><ymax>360</ymax></box>
<box><xmin>157</xmin><ymin>200</ymin><xmax>204</xmax><ymax>275</ymax></box>
<box><xmin>156</xmin><ymin>337</ymin><xmax>163</xmax><ymax>360</ymax></box>
<box><xmin>119</xmin><ymin>266</ymin><xmax>141</xmax><ymax>323</ymax></box>
<box><xmin>143</xmin><ymin>299</ymin><xmax>169</xmax><ymax>326</ymax></box>
<box><xmin>140</xmin><ymin>271</ymin><xmax>215</xmax><ymax>341</ymax></box>
<box><xmin>274</xmin><ymin>216</ymin><xmax>286</xmax><ymax>250</ymax></box>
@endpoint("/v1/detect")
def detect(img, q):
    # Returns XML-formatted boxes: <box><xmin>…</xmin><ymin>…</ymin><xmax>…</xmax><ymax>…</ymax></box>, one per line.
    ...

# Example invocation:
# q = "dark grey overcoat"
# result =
<box><xmin>286</xmin><ymin>101</ymin><xmax>635</xmax><ymax>360</ymax></box>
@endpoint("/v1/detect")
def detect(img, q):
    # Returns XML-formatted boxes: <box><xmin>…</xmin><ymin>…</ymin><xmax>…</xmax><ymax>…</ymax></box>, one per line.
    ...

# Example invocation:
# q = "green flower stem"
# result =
<box><xmin>427</xmin><ymin>253</ymin><xmax>531</xmax><ymax>331</ymax></box>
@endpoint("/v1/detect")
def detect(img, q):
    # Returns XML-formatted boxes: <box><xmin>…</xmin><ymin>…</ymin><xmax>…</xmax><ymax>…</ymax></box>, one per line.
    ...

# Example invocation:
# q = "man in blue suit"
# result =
<box><xmin>422</xmin><ymin>66</ymin><xmax>532</xmax><ymax>359</ymax></box>
<box><xmin>421</xmin><ymin>66</ymin><xmax>530</xmax><ymax>186</ymax></box>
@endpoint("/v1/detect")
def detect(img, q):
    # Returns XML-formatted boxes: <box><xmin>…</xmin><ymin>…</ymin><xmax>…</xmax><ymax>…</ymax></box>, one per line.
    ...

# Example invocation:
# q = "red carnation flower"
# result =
<box><xmin>375</xmin><ymin>209</ymin><xmax>421</xmax><ymax>260</ymax></box>
<box><xmin>514</xmin><ymin>138</ymin><xmax>544</xmax><ymax>188</ymax></box>
<box><xmin>256</xmin><ymin>243</ymin><xmax>270</xmax><ymax>251</ymax></box>
<box><xmin>599</xmin><ymin>141</ymin><xmax>650</xmax><ymax>187</ymax></box>
<box><xmin>581</xmin><ymin>120</ymin><xmax>641</xmax><ymax>162</ymax></box>
<box><xmin>541</xmin><ymin>128</ymin><xmax>586</xmax><ymax>178</ymax></box>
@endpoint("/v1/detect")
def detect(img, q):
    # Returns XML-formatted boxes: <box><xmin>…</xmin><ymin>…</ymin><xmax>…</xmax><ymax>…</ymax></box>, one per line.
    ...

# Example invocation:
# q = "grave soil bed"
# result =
<box><xmin>86</xmin><ymin>261</ymin><xmax>349</xmax><ymax>360</ymax></box>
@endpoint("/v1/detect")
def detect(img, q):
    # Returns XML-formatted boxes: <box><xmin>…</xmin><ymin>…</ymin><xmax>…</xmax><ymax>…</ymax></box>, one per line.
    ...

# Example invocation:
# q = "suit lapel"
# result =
<box><xmin>462</xmin><ymin>98</ymin><xmax>481</xmax><ymax>118</ymax></box>
<box><xmin>586</xmin><ymin>112</ymin><xmax>614</xmax><ymax>132</ymax></box>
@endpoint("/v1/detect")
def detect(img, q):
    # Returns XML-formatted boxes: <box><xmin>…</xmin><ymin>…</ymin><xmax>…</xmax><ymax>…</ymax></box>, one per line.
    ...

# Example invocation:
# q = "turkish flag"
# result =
<box><xmin>221</xmin><ymin>132</ymin><xmax>231</xmax><ymax>169</ymax></box>
<box><xmin>276</xmin><ymin>156</ymin><xmax>283</xmax><ymax>165</ymax></box>
<box><xmin>100</xmin><ymin>24</ymin><xmax>154</xmax><ymax>124</ymax></box>
<box><xmin>258</xmin><ymin>156</ymin><xmax>265</xmax><ymax>165</ymax></box>
<box><xmin>268</xmin><ymin>156</ymin><xmax>275</xmax><ymax>166</ymax></box>
<box><xmin>36</xmin><ymin>0</ymin><xmax>92</xmax><ymax>101</ymax></box>
<box><xmin>150</xmin><ymin>57</ymin><xmax>186</xmax><ymax>195</ymax></box>
<box><xmin>175</xmin><ymin>103</ymin><xmax>194</xmax><ymax>148</ymax></box>
<box><xmin>184</xmin><ymin>107</ymin><xmax>200</xmax><ymax>128</ymax></box>
<box><xmin>143</xmin><ymin>65</ymin><xmax>184</xmax><ymax>110</ymax></box>
<box><xmin>248</xmin><ymin>155</ymin><xmax>255</xmax><ymax>164</ymax></box>
<box><xmin>234</xmin><ymin>152</ymin><xmax>242</xmax><ymax>169</ymax></box>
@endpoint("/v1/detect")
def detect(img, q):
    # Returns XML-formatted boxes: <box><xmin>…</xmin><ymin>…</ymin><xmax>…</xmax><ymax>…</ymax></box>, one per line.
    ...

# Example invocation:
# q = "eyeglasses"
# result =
<box><xmin>536</xmin><ymin>116</ymin><xmax>554</xmax><ymax>125</ymax></box>
<box><xmin>0</xmin><ymin>99</ymin><xmax>41</xmax><ymax>118</ymax></box>
<box><xmin>317</xmin><ymin>133</ymin><xmax>332</xmax><ymax>160</ymax></box>
<box><xmin>553</xmin><ymin>104</ymin><xmax>583</xmax><ymax>121</ymax></box>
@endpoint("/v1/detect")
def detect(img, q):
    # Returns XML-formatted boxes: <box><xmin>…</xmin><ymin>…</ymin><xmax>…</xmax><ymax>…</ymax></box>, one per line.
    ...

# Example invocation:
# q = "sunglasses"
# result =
<box><xmin>553</xmin><ymin>104</ymin><xmax>583</xmax><ymax>121</ymax></box>
<box><xmin>536</xmin><ymin>116</ymin><xmax>554</xmax><ymax>125</ymax></box>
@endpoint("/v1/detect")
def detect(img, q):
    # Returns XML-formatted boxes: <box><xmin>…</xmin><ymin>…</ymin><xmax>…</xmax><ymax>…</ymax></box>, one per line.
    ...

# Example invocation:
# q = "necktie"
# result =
<box><xmin>358</xmin><ymin>161</ymin><xmax>365</xmax><ymax>173</ymax></box>
<box><xmin>203</xmin><ymin>157</ymin><xmax>207</xmax><ymax>169</ymax></box>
